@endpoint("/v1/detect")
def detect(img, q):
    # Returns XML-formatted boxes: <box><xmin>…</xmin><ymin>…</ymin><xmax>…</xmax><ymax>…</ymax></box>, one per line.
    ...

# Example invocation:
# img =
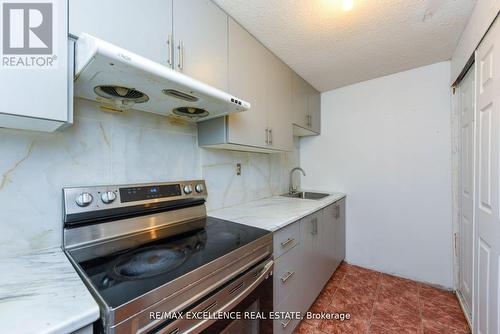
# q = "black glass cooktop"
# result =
<box><xmin>71</xmin><ymin>217</ymin><xmax>269</xmax><ymax>308</ymax></box>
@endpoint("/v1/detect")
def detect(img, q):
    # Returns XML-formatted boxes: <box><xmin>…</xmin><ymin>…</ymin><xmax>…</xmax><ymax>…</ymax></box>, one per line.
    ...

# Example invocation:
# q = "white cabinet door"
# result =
<box><xmin>292</xmin><ymin>72</ymin><xmax>320</xmax><ymax>134</ymax></box>
<box><xmin>226</xmin><ymin>18</ymin><xmax>268</xmax><ymax>148</ymax></box>
<box><xmin>323</xmin><ymin>204</ymin><xmax>338</xmax><ymax>275</ymax></box>
<box><xmin>316</xmin><ymin>208</ymin><xmax>332</xmax><ymax>286</ymax></box>
<box><xmin>458</xmin><ymin>66</ymin><xmax>475</xmax><ymax>318</ymax></box>
<box><xmin>300</xmin><ymin>212</ymin><xmax>322</xmax><ymax>311</ymax></box>
<box><xmin>336</xmin><ymin>199</ymin><xmax>346</xmax><ymax>263</ymax></box>
<box><xmin>172</xmin><ymin>0</ymin><xmax>228</xmax><ymax>91</ymax></box>
<box><xmin>292</xmin><ymin>72</ymin><xmax>309</xmax><ymax>129</ymax></box>
<box><xmin>0</xmin><ymin>0</ymin><xmax>70</xmax><ymax>131</ymax></box>
<box><xmin>69</xmin><ymin>0</ymin><xmax>172</xmax><ymax>66</ymax></box>
<box><xmin>266</xmin><ymin>52</ymin><xmax>293</xmax><ymax>151</ymax></box>
<box><xmin>309</xmin><ymin>88</ymin><xmax>321</xmax><ymax>133</ymax></box>
<box><xmin>474</xmin><ymin>17</ymin><xmax>500</xmax><ymax>334</ymax></box>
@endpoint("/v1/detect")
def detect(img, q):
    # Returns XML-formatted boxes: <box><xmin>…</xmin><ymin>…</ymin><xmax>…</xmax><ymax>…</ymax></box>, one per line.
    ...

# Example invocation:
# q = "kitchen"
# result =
<box><xmin>0</xmin><ymin>0</ymin><xmax>498</xmax><ymax>333</ymax></box>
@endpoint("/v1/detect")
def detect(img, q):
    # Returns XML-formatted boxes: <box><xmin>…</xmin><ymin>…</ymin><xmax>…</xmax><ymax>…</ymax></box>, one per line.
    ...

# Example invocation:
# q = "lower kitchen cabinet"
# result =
<box><xmin>272</xmin><ymin>198</ymin><xmax>346</xmax><ymax>332</ymax></box>
<box><xmin>273</xmin><ymin>246</ymin><xmax>302</xmax><ymax>334</ymax></box>
<box><xmin>336</xmin><ymin>199</ymin><xmax>346</xmax><ymax>264</ymax></box>
<box><xmin>299</xmin><ymin>211</ymin><xmax>324</xmax><ymax>310</ymax></box>
<box><xmin>323</xmin><ymin>199</ymin><xmax>346</xmax><ymax>277</ymax></box>
<box><xmin>274</xmin><ymin>292</ymin><xmax>302</xmax><ymax>334</ymax></box>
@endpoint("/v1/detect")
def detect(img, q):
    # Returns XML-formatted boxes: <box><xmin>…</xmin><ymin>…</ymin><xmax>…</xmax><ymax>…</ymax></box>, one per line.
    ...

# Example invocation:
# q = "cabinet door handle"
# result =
<box><xmin>280</xmin><ymin>271</ymin><xmax>295</xmax><ymax>283</ymax></box>
<box><xmin>269</xmin><ymin>128</ymin><xmax>273</xmax><ymax>145</ymax></box>
<box><xmin>281</xmin><ymin>319</ymin><xmax>291</xmax><ymax>328</ymax></box>
<box><xmin>335</xmin><ymin>205</ymin><xmax>340</xmax><ymax>219</ymax></box>
<box><xmin>177</xmin><ymin>41</ymin><xmax>184</xmax><ymax>70</ymax></box>
<box><xmin>311</xmin><ymin>218</ymin><xmax>318</xmax><ymax>235</ymax></box>
<box><xmin>167</xmin><ymin>35</ymin><xmax>173</xmax><ymax>67</ymax></box>
<box><xmin>280</xmin><ymin>238</ymin><xmax>294</xmax><ymax>247</ymax></box>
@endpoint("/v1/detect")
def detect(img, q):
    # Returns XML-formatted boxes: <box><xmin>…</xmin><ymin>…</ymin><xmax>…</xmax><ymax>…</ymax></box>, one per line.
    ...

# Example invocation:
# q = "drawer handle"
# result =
<box><xmin>281</xmin><ymin>319</ymin><xmax>291</xmax><ymax>328</ymax></box>
<box><xmin>280</xmin><ymin>238</ymin><xmax>295</xmax><ymax>247</ymax></box>
<box><xmin>280</xmin><ymin>271</ymin><xmax>295</xmax><ymax>283</ymax></box>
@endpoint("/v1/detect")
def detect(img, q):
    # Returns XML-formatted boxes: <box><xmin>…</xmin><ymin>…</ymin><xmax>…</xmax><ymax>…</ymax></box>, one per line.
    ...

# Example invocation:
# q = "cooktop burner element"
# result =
<box><xmin>62</xmin><ymin>180</ymin><xmax>273</xmax><ymax>334</ymax></box>
<box><xmin>112</xmin><ymin>245</ymin><xmax>188</xmax><ymax>279</ymax></box>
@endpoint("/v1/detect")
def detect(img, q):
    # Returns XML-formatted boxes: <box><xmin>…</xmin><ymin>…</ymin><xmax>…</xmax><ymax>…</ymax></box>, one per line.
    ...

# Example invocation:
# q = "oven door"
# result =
<box><xmin>151</xmin><ymin>259</ymin><xmax>273</xmax><ymax>334</ymax></box>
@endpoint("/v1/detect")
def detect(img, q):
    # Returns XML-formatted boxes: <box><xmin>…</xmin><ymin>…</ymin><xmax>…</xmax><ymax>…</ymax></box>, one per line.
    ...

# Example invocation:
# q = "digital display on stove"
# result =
<box><xmin>119</xmin><ymin>184</ymin><xmax>182</xmax><ymax>203</ymax></box>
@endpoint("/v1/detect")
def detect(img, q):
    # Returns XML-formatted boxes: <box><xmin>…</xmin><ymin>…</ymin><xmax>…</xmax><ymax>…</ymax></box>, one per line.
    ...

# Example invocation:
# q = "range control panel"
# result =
<box><xmin>63</xmin><ymin>180</ymin><xmax>207</xmax><ymax>217</ymax></box>
<box><xmin>119</xmin><ymin>184</ymin><xmax>182</xmax><ymax>202</ymax></box>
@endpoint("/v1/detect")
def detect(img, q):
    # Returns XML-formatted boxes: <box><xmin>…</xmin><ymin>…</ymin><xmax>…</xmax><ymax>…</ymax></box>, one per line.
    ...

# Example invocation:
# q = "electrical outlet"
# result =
<box><xmin>236</xmin><ymin>163</ymin><xmax>241</xmax><ymax>175</ymax></box>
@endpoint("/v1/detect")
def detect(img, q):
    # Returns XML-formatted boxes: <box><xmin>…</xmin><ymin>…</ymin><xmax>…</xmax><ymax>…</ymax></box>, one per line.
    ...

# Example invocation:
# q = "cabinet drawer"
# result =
<box><xmin>273</xmin><ymin>221</ymin><xmax>300</xmax><ymax>258</ymax></box>
<box><xmin>273</xmin><ymin>291</ymin><xmax>302</xmax><ymax>334</ymax></box>
<box><xmin>274</xmin><ymin>245</ymin><xmax>301</xmax><ymax>306</ymax></box>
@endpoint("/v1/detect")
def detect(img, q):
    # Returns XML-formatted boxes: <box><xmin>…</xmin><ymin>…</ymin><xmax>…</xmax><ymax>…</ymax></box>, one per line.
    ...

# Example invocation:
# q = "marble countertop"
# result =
<box><xmin>0</xmin><ymin>247</ymin><xmax>100</xmax><ymax>334</ymax></box>
<box><xmin>209</xmin><ymin>191</ymin><xmax>346</xmax><ymax>231</ymax></box>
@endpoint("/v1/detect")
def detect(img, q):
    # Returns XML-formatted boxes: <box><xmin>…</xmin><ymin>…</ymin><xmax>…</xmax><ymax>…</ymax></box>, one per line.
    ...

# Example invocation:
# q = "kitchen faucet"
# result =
<box><xmin>289</xmin><ymin>167</ymin><xmax>306</xmax><ymax>194</ymax></box>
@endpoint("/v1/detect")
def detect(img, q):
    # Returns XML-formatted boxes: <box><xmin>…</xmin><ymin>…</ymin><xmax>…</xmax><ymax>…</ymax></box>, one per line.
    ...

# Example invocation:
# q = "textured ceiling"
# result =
<box><xmin>214</xmin><ymin>0</ymin><xmax>475</xmax><ymax>91</ymax></box>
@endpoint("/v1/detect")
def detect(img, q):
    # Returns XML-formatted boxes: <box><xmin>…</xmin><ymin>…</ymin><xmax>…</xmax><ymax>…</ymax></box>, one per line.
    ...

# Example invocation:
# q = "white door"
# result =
<box><xmin>458</xmin><ymin>66</ymin><xmax>475</xmax><ymax>317</ymax></box>
<box><xmin>474</xmin><ymin>17</ymin><xmax>500</xmax><ymax>334</ymax></box>
<box><xmin>69</xmin><ymin>0</ymin><xmax>173</xmax><ymax>66</ymax></box>
<box><xmin>172</xmin><ymin>0</ymin><xmax>228</xmax><ymax>91</ymax></box>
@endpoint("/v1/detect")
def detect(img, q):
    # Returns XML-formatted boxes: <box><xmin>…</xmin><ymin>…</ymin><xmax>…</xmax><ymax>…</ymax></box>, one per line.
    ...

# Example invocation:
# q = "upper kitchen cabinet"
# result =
<box><xmin>70</xmin><ymin>0</ymin><xmax>228</xmax><ymax>90</ymax></box>
<box><xmin>69</xmin><ymin>0</ymin><xmax>173</xmax><ymax>66</ymax></box>
<box><xmin>266</xmin><ymin>52</ymin><xmax>294</xmax><ymax>151</ymax></box>
<box><xmin>0</xmin><ymin>0</ymin><xmax>72</xmax><ymax>132</ymax></box>
<box><xmin>198</xmin><ymin>18</ymin><xmax>293</xmax><ymax>152</ymax></box>
<box><xmin>309</xmin><ymin>87</ymin><xmax>321</xmax><ymax>133</ymax></box>
<box><xmin>292</xmin><ymin>72</ymin><xmax>321</xmax><ymax>135</ymax></box>
<box><xmin>172</xmin><ymin>0</ymin><xmax>228</xmax><ymax>91</ymax></box>
<box><xmin>225</xmin><ymin>17</ymin><xmax>268</xmax><ymax>149</ymax></box>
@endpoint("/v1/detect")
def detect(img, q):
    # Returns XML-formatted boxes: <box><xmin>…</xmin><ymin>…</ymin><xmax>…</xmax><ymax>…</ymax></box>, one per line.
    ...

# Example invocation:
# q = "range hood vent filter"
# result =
<box><xmin>173</xmin><ymin>107</ymin><xmax>209</xmax><ymax>118</ymax></box>
<box><xmin>94</xmin><ymin>85</ymin><xmax>149</xmax><ymax>103</ymax></box>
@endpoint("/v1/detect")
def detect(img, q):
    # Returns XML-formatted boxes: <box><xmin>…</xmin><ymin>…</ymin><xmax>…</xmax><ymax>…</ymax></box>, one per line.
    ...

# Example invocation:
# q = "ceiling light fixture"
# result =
<box><xmin>342</xmin><ymin>0</ymin><xmax>354</xmax><ymax>11</ymax></box>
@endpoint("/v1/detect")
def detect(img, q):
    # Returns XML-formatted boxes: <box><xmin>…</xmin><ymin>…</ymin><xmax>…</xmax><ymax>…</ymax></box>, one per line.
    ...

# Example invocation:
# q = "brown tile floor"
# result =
<box><xmin>293</xmin><ymin>262</ymin><xmax>470</xmax><ymax>334</ymax></box>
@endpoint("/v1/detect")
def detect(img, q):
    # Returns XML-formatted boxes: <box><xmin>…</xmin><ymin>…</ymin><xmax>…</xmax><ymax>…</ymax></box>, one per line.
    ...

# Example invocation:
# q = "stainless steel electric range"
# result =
<box><xmin>62</xmin><ymin>180</ymin><xmax>273</xmax><ymax>334</ymax></box>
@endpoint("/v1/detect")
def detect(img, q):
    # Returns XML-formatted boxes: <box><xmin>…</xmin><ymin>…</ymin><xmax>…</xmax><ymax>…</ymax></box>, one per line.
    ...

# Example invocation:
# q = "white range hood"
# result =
<box><xmin>74</xmin><ymin>33</ymin><xmax>250</xmax><ymax>121</ymax></box>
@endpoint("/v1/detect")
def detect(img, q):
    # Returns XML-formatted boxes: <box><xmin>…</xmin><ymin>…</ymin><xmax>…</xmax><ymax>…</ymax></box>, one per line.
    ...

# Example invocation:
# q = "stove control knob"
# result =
<box><xmin>195</xmin><ymin>184</ymin><xmax>204</xmax><ymax>193</ymax></box>
<box><xmin>183</xmin><ymin>185</ymin><xmax>193</xmax><ymax>194</ymax></box>
<box><xmin>76</xmin><ymin>193</ymin><xmax>93</xmax><ymax>207</ymax></box>
<box><xmin>101</xmin><ymin>191</ymin><xmax>117</xmax><ymax>204</ymax></box>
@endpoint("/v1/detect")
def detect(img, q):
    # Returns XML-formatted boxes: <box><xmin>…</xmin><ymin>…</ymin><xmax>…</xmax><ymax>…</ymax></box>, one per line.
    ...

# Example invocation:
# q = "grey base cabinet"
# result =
<box><xmin>272</xmin><ymin>198</ymin><xmax>346</xmax><ymax>333</ymax></box>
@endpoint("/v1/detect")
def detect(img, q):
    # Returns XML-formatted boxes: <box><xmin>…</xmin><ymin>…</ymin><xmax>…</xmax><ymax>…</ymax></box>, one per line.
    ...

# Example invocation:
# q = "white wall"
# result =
<box><xmin>300</xmin><ymin>61</ymin><xmax>453</xmax><ymax>288</ymax></box>
<box><xmin>0</xmin><ymin>99</ymin><xmax>299</xmax><ymax>258</ymax></box>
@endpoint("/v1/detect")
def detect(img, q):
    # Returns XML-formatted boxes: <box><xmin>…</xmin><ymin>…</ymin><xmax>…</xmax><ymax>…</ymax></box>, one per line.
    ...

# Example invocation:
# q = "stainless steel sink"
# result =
<box><xmin>281</xmin><ymin>191</ymin><xmax>329</xmax><ymax>200</ymax></box>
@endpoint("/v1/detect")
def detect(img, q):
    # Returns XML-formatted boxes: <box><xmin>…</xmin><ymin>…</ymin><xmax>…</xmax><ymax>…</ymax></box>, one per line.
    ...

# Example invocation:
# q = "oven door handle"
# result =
<box><xmin>155</xmin><ymin>260</ymin><xmax>274</xmax><ymax>334</ymax></box>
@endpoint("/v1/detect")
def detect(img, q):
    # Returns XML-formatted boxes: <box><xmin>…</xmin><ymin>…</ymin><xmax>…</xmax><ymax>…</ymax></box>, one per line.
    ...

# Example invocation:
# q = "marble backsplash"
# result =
<box><xmin>0</xmin><ymin>99</ymin><xmax>300</xmax><ymax>258</ymax></box>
